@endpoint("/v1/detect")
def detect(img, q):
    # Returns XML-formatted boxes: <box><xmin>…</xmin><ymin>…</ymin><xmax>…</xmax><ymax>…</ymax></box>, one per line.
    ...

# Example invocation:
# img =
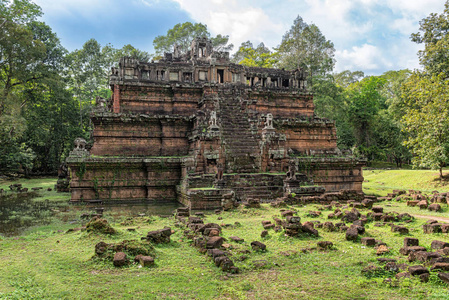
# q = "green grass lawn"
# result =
<box><xmin>1</xmin><ymin>172</ymin><xmax>449</xmax><ymax>299</ymax></box>
<box><xmin>363</xmin><ymin>169</ymin><xmax>449</xmax><ymax>196</ymax></box>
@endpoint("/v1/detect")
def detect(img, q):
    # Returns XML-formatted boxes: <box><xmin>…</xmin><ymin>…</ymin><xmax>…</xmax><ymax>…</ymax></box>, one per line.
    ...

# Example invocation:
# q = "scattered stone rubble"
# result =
<box><xmin>175</xmin><ymin>207</ymin><xmax>239</xmax><ymax>273</ymax></box>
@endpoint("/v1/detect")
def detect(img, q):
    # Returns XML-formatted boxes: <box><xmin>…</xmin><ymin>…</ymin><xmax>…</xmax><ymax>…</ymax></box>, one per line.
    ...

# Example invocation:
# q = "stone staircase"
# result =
<box><xmin>224</xmin><ymin>173</ymin><xmax>285</xmax><ymax>201</ymax></box>
<box><xmin>218</xmin><ymin>90</ymin><xmax>260</xmax><ymax>173</ymax></box>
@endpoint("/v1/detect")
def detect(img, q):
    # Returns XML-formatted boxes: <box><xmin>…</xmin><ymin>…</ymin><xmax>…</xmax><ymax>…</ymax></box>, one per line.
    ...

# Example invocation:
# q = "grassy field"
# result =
<box><xmin>0</xmin><ymin>172</ymin><xmax>449</xmax><ymax>299</ymax></box>
<box><xmin>363</xmin><ymin>169</ymin><xmax>449</xmax><ymax>196</ymax></box>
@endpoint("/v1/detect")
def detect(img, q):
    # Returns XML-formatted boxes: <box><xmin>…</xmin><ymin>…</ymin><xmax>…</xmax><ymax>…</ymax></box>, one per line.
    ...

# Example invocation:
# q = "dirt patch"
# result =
<box><xmin>412</xmin><ymin>214</ymin><xmax>449</xmax><ymax>223</ymax></box>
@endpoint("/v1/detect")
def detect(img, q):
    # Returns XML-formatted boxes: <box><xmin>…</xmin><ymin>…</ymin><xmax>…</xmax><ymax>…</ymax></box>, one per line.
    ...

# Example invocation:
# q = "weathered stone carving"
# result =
<box><xmin>209</xmin><ymin>111</ymin><xmax>219</xmax><ymax>130</ymax></box>
<box><xmin>69</xmin><ymin>138</ymin><xmax>89</xmax><ymax>158</ymax></box>
<box><xmin>74</xmin><ymin>138</ymin><xmax>87</xmax><ymax>151</ymax></box>
<box><xmin>286</xmin><ymin>160</ymin><xmax>297</xmax><ymax>181</ymax></box>
<box><xmin>96</xmin><ymin>96</ymin><xmax>107</xmax><ymax>108</ymax></box>
<box><xmin>265</xmin><ymin>113</ymin><xmax>274</xmax><ymax>129</ymax></box>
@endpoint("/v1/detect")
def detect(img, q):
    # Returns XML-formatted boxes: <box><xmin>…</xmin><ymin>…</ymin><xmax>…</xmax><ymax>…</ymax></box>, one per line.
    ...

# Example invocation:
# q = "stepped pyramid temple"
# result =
<box><xmin>66</xmin><ymin>38</ymin><xmax>364</xmax><ymax>209</ymax></box>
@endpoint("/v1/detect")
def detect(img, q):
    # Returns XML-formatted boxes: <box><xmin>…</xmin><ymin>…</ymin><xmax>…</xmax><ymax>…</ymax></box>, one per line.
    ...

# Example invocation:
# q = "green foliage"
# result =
<box><xmin>411</xmin><ymin>1</ymin><xmax>449</xmax><ymax>76</ymax></box>
<box><xmin>277</xmin><ymin>16</ymin><xmax>335</xmax><ymax>79</ymax></box>
<box><xmin>232</xmin><ymin>41</ymin><xmax>278</xmax><ymax>68</ymax></box>
<box><xmin>333</xmin><ymin>70</ymin><xmax>365</xmax><ymax>88</ymax></box>
<box><xmin>401</xmin><ymin>72</ymin><xmax>449</xmax><ymax>178</ymax></box>
<box><xmin>153</xmin><ymin>22</ymin><xmax>233</xmax><ymax>55</ymax></box>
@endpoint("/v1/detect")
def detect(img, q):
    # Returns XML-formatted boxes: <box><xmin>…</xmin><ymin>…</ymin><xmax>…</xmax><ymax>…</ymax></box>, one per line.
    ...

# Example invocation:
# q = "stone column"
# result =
<box><xmin>113</xmin><ymin>84</ymin><xmax>120</xmax><ymax>113</ymax></box>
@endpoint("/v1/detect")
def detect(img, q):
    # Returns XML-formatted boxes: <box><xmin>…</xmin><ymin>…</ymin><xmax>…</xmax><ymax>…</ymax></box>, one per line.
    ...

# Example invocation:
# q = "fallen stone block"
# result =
<box><xmin>432</xmin><ymin>240</ymin><xmax>449</xmax><ymax>250</ymax></box>
<box><xmin>372</xmin><ymin>206</ymin><xmax>383</xmax><ymax>213</ymax></box>
<box><xmin>206</xmin><ymin>236</ymin><xmax>224</xmax><ymax>249</ymax></box>
<box><xmin>408</xmin><ymin>265</ymin><xmax>429</xmax><ymax>276</ymax></box>
<box><xmin>139</xmin><ymin>256</ymin><xmax>154</xmax><ymax>267</ymax></box>
<box><xmin>361</xmin><ymin>237</ymin><xmax>376</xmax><ymax>247</ymax></box>
<box><xmin>346</xmin><ymin>227</ymin><xmax>358</xmax><ymax>241</ymax></box>
<box><xmin>438</xmin><ymin>272</ymin><xmax>449</xmax><ymax>284</ymax></box>
<box><xmin>428</xmin><ymin>203</ymin><xmax>442</xmax><ymax>212</ymax></box>
<box><xmin>317</xmin><ymin>241</ymin><xmax>333</xmax><ymax>250</ymax></box>
<box><xmin>391</xmin><ymin>225</ymin><xmax>409</xmax><ymax>235</ymax></box>
<box><xmin>113</xmin><ymin>252</ymin><xmax>127</xmax><ymax>267</ymax></box>
<box><xmin>400</xmin><ymin>246</ymin><xmax>427</xmax><ymax>256</ymax></box>
<box><xmin>302</xmin><ymin>224</ymin><xmax>319</xmax><ymax>237</ymax></box>
<box><xmin>403</xmin><ymin>237</ymin><xmax>419</xmax><ymax>248</ymax></box>
<box><xmin>431</xmin><ymin>263</ymin><xmax>449</xmax><ymax>271</ymax></box>
<box><xmin>229</xmin><ymin>236</ymin><xmax>244</xmax><ymax>243</ymax></box>
<box><xmin>251</xmin><ymin>241</ymin><xmax>266</xmax><ymax>251</ymax></box>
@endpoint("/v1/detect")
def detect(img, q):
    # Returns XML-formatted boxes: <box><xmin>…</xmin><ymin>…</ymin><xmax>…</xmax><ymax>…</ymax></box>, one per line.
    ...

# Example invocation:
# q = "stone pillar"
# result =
<box><xmin>113</xmin><ymin>84</ymin><xmax>120</xmax><ymax>113</ymax></box>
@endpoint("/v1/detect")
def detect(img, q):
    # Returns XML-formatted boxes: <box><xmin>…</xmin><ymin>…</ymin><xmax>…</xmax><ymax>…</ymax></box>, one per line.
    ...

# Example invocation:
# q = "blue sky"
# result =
<box><xmin>33</xmin><ymin>0</ymin><xmax>446</xmax><ymax>76</ymax></box>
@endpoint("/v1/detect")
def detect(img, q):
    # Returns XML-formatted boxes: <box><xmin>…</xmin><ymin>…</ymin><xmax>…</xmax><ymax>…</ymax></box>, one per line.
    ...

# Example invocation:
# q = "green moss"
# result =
<box><xmin>85</xmin><ymin>218</ymin><xmax>116</xmax><ymax>235</ymax></box>
<box><xmin>75</xmin><ymin>162</ymin><xmax>86</xmax><ymax>180</ymax></box>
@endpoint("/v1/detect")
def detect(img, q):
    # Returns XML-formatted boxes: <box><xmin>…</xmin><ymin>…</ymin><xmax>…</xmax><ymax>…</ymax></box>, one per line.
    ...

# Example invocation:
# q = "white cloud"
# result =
<box><xmin>172</xmin><ymin>0</ymin><xmax>284</xmax><ymax>50</ymax></box>
<box><xmin>335</xmin><ymin>44</ymin><xmax>391</xmax><ymax>72</ymax></box>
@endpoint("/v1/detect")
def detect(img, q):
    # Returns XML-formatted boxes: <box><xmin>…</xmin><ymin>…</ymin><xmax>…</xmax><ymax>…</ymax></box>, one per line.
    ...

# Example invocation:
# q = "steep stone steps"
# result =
<box><xmin>216</xmin><ymin>91</ymin><xmax>261</xmax><ymax>173</ymax></box>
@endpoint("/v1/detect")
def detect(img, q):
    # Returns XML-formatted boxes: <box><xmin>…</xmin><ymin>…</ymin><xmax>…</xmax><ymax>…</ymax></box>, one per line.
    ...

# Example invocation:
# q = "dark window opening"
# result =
<box><xmin>157</xmin><ymin>70</ymin><xmax>165</xmax><ymax>80</ymax></box>
<box><xmin>217</xmin><ymin>69</ymin><xmax>224</xmax><ymax>83</ymax></box>
<box><xmin>183</xmin><ymin>72</ymin><xmax>193</xmax><ymax>82</ymax></box>
<box><xmin>207</xmin><ymin>159</ymin><xmax>216</xmax><ymax>166</ymax></box>
<box><xmin>282</xmin><ymin>79</ymin><xmax>289</xmax><ymax>87</ymax></box>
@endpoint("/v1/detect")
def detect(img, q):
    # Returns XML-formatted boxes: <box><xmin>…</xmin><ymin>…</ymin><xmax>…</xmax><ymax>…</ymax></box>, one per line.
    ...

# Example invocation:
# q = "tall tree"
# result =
<box><xmin>153</xmin><ymin>22</ymin><xmax>233</xmax><ymax>56</ymax></box>
<box><xmin>344</xmin><ymin>76</ymin><xmax>386</xmax><ymax>159</ymax></box>
<box><xmin>411</xmin><ymin>1</ymin><xmax>449</xmax><ymax>77</ymax></box>
<box><xmin>65</xmin><ymin>39</ymin><xmax>110</xmax><ymax>129</ymax></box>
<box><xmin>402</xmin><ymin>73</ymin><xmax>449</xmax><ymax>178</ymax></box>
<box><xmin>277</xmin><ymin>16</ymin><xmax>335</xmax><ymax>81</ymax></box>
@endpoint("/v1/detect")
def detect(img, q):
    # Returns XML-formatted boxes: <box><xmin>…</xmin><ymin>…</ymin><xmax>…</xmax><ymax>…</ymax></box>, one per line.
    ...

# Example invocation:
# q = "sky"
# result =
<box><xmin>32</xmin><ymin>0</ymin><xmax>446</xmax><ymax>76</ymax></box>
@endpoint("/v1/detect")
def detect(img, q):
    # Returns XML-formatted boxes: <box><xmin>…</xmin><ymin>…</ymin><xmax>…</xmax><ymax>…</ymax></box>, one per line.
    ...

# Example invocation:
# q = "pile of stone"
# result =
<box><xmin>176</xmin><ymin>207</ymin><xmax>190</xmax><ymax>217</ymax></box>
<box><xmin>9</xmin><ymin>183</ymin><xmax>23</xmax><ymax>191</ymax></box>
<box><xmin>94</xmin><ymin>239</ymin><xmax>155</xmax><ymax>268</ymax></box>
<box><xmin>378</xmin><ymin>189</ymin><xmax>406</xmax><ymax>201</ymax></box>
<box><xmin>397</xmin><ymin>190</ymin><xmax>449</xmax><ymax>211</ymax></box>
<box><xmin>85</xmin><ymin>217</ymin><xmax>116</xmax><ymax>235</ymax></box>
<box><xmin>143</xmin><ymin>227</ymin><xmax>173</xmax><ymax>244</ymax></box>
<box><xmin>423</xmin><ymin>220</ymin><xmax>449</xmax><ymax>234</ymax></box>
<box><xmin>180</xmin><ymin>214</ymin><xmax>239</xmax><ymax>273</ymax></box>
<box><xmin>280</xmin><ymin>210</ymin><xmax>318</xmax><ymax>237</ymax></box>
<box><xmin>287</xmin><ymin>189</ymin><xmax>365</xmax><ymax>205</ymax></box>
<box><xmin>243</xmin><ymin>198</ymin><xmax>261</xmax><ymax>208</ymax></box>
<box><xmin>394</xmin><ymin>237</ymin><xmax>449</xmax><ymax>282</ymax></box>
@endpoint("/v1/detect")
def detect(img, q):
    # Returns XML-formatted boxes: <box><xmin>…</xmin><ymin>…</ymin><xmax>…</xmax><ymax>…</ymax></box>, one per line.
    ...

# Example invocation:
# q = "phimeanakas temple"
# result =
<box><xmin>65</xmin><ymin>38</ymin><xmax>365</xmax><ymax>210</ymax></box>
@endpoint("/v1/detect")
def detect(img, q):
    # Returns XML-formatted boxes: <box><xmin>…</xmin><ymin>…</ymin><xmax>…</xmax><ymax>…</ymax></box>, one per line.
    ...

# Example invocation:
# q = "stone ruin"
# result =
<box><xmin>66</xmin><ymin>37</ymin><xmax>365</xmax><ymax>209</ymax></box>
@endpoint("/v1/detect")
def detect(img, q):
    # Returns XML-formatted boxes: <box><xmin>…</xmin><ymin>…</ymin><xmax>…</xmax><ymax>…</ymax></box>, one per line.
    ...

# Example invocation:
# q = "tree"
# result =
<box><xmin>0</xmin><ymin>0</ymin><xmax>41</xmax><ymax>30</ymax></box>
<box><xmin>344</xmin><ymin>76</ymin><xmax>386</xmax><ymax>159</ymax></box>
<box><xmin>333</xmin><ymin>70</ymin><xmax>364</xmax><ymax>88</ymax></box>
<box><xmin>402</xmin><ymin>72</ymin><xmax>449</xmax><ymax>179</ymax></box>
<box><xmin>65</xmin><ymin>39</ymin><xmax>110</xmax><ymax>129</ymax></box>
<box><xmin>232</xmin><ymin>41</ymin><xmax>278</xmax><ymax>68</ymax></box>
<box><xmin>153</xmin><ymin>22</ymin><xmax>233</xmax><ymax>56</ymax></box>
<box><xmin>380</xmin><ymin>69</ymin><xmax>411</xmax><ymax>121</ymax></box>
<box><xmin>277</xmin><ymin>16</ymin><xmax>335</xmax><ymax>80</ymax></box>
<box><xmin>0</xmin><ymin>0</ymin><xmax>86</xmax><ymax>174</ymax></box>
<box><xmin>411</xmin><ymin>1</ymin><xmax>449</xmax><ymax>77</ymax></box>
<box><xmin>103</xmin><ymin>43</ymin><xmax>152</xmax><ymax>67</ymax></box>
